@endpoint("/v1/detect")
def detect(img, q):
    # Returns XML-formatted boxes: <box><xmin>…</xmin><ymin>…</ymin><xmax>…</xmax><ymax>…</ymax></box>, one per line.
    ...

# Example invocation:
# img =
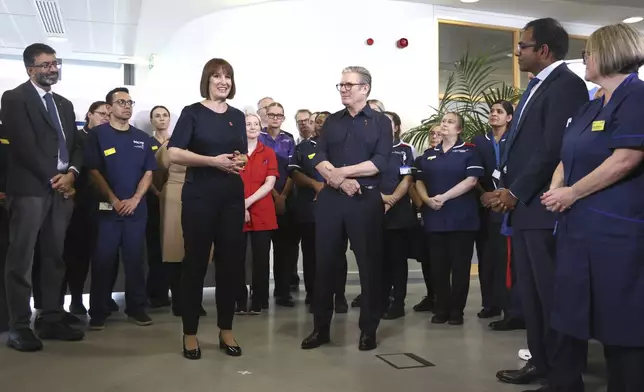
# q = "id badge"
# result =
<box><xmin>399</xmin><ymin>166</ymin><xmax>413</xmax><ymax>175</ymax></box>
<box><xmin>492</xmin><ymin>169</ymin><xmax>501</xmax><ymax>180</ymax></box>
<box><xmin>99</xmin><ymin>202</ymin><xmax>114</xmax><ymax>211</ymax></box>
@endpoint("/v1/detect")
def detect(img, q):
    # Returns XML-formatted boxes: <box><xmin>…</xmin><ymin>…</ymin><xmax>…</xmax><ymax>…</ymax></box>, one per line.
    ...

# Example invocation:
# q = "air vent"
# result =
<box><xmin>34</xmin><ymin>0</ymin><xmax>66</xmax><ymax>36</ymax></box>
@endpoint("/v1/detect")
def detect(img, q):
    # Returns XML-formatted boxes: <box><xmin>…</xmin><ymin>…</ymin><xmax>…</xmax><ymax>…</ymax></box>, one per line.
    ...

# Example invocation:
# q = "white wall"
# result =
<box><xmin>0</xmin><ymin>57</ymin><xmax>124</xmax><ymax>123</ymax></box>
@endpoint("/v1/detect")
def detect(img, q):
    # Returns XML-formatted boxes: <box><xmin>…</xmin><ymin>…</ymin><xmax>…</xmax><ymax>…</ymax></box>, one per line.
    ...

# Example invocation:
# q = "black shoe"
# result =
<box><xmin>477</xmin><ymin>307</ymin><xmax>502</xmax><ymax>319</ymax></box>
<box><xmin>496</xmin><ymin>364</ymin><xmax>547</xmax><ymax>385</ymax></box>
<box><xmin>88</xmin><ymin>318</ymin><xmax>106</xmax><ymax>331</ymax></box>
<box><xmin>301</xmin><ymin>329</ymin><xmax>331</xmax><ymax>349</ymax></box>
<box><xmin>235</xmin><ymin>302</ymin><xmax>248</xmax><ymax>315</ymax></box>
<box><xmin>127</xmin><ymin>312</ymin><xmax>153</xmax><ymax>326</ymax></box>
<box><xmin>69</xmin><ymin>302</ymin><xmax>88</xmax><ymax>316</ymax></box>
<box><xmin>37</xmin><ymin>322</ymin><xmax>85</xmax><ymax>341</ymax></box>
<box><xmin>276</xmin><ymin>297</ymin><xmax>295</xmax><ymax>307</ymax></box>
<box><xmin>413</xmin><ymin>296</ymin><xmax>434</xmax><ymax>312</ymax></box>
<box><xmin>448</xmin><ymin>315</ymin><xmax>464</xmax><ymax>325</ymax></box>
<box><xmin>358</xmin><ymin>332</ymin><xmax>377</xmax><ymax>351</ymax></box>
<box><xmin>6</xmin><ymin>329</ymin><xmax>43</xmax><ymax>352</ymax></box>
<box><xmin>335</xmin><ymin>296</ymin><xmax>349</xmax><ymax>314</ymax></box>
<box><xmin>351</xmin><ymin>294</ymin><xmax>361</xmax><ymax>308</ymax></box>
<box><xmin>289</xmin><ymin>284</ymin><xmax>299</xmax><ymax>293</ymax></box>
<box><xmin>248</xmin><ymin>304</ymin><xmax>262</xmax><ymax>315</ymax></box>
<box><xmin>63</xmin><ymin>311</ymin><xmax>83</xmax><ymax>325</ymax></box>
<box><xmin>304</xmin><ymin>295</ymin><xmax>312</xmax><ymax>306</ymax></box>
<box><xmin>219</xmin><ymin>333</ymin><xmax>242</xmax><ymax>357</ymax></box>
<box><xmin>149</xmin><ymin>297</ymin><xmax>171</xmax><ymax>309</ymax></box>
<box><xmin>431</xmin><ymin>314</ymin><xmax>448</xmax><ymax>324</ymax></box>
<box><xmin>490</xmin><ymin>317</ymin><xmax>526</xmax><ymax>331</ymax></box>
<box><xmin>108</xmin><ymin>299</ymin><xmax>119</xmax><ymax>312</ymax></box>
<box><xmin>182</xmin><ymin>335</ymin><xmax>201</xmax><ymax>360</ymax></box>
<box><xmin>382</xmin><ymin>305</ymin><xmax>405</xmax><ymax>320</ymax></box>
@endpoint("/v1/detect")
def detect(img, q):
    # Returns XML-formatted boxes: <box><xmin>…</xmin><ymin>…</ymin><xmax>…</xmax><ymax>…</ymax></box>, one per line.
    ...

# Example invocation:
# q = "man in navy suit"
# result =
<box><xmin>483</xmin><ymin>18</ymin><xmax>589</xmax><ymax>391</ymax></box>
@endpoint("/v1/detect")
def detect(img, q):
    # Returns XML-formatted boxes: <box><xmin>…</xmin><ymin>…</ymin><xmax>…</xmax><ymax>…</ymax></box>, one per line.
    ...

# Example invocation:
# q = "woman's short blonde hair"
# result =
<box><xmin>245</xmin><ymin>112</ymin><xmax>263</xmax><ymax>128</ymax></box>
<box><xmin>587</xmin><ymin>23</ymin><xmax>644</xmax><ymax>76</ymax></box>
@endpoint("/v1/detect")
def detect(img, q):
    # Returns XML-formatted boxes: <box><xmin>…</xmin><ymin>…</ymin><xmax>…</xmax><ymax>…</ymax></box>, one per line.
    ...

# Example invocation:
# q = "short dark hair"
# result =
<box><xmin>200</xmin><ymin>58</ymin><xmax>236</xmax><ymax>100</ymax></box>
<box><xmin>490</xmin><ymin>100</ymin><xmax>515</xmax><ymax>117</ymax></box>
<box><xmin>105</xmin><ymin>87</ymin><xmax>130</xmax><ymax>105</ymax></box>
<box><xmin>384</xmin><ymin>111</ymin><xmax>402</xmax><ymax>135</ymax></box>
<box><xmin>23</xmin><ymin>43</ymin><xmax>56</xmax><ymax>67</ymax></box>
<box><xmin>85</xmin><ymin>101</ymin><xmax>108</xmax><ymax>123</ymax></box>
<box><xmin>524</xmin><ymin>18</ymin><xmax>569</xmax><ymax>61</ymax></box>
<box><xmin>150</xmin><ymin>105</ymin><xmax>170</xmax><ymax>120</ymax></box>
<box><xmin>295</xmin><ymin>109</ymin><xmax>312</xmax><ymax>119</ymax></box>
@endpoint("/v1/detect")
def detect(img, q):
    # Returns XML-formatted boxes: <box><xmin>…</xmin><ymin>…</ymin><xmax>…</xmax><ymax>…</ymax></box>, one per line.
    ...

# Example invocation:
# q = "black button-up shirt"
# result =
<box><xmin>311</xmin><ymin>105</ymin><xmax>392</xmax><ymax>187</ymax></box>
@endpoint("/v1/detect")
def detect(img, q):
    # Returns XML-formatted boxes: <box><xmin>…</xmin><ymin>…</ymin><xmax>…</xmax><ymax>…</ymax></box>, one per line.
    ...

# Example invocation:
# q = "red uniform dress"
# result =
<box><xmin>240</xmin><ymin>141</ymin><xmax>279</xmax><ymax>232</ymax></box>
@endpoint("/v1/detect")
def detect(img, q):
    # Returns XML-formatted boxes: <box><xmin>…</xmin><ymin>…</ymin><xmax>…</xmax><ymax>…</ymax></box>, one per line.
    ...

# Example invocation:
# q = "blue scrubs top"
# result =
<box><xmin>84</xmin><ymin>124</ymin><xmax>158</xmax><ymax>221</ymax></box>
<box><xmin>552</xmin><ymin>73</ymin><xmax>644</xmax><ymax>346</ymax></box>
<box><xmin>259</xmin><ymin>130</ymin><xmax>295</xmax><ymax>194</ymax></box>
<box><xmin>381</xmin><ymin>142</ymin><xmax>417</xmax><ymax>230</ymax></box>
<box><xmin>288</xmin><ymin>137</ymin><xmax>323</xmax><ymax>223</ymax></box>
<box><xmin>414</xmin><ymin>140</ymin><xmax>484</xmax><ymax>232</ymax></box>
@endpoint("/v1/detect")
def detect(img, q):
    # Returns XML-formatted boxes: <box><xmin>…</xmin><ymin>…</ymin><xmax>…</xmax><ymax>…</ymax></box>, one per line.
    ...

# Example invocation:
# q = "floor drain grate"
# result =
<box><xmin>376</xmin><ymin>353</ymin><xmax>435</xmax><ymax>369</ymax></box>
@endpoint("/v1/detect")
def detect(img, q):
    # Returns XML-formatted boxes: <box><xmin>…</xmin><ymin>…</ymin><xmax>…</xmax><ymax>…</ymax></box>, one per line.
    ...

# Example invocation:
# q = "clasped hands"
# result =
<box><xmin>212</xmin><ymin>150</ymin><xmax>247</xmax><ymax>174</ymax></box>
<box><xmin>540</xmin><ymin>187</ymin><xmax>578</xmax><ymax>213</ymax></box>
<box><xmin>50</xmin><ymin>172</ymin><xmax>76</xmax><ymax>199</ymax></box>
<box><xmin>480</xmin><ymin>188</ymin><xmax>518</xmax><ymax>213</ymax></box>
<box><xmin>327</xmin><ymin>167</ymin><xmax>361</xmax><ymax>197</ymax></box>
<box><xmin>424</xmin><ymin>194</ymin><xmax>446</xmax><ymax>211</ymax></box>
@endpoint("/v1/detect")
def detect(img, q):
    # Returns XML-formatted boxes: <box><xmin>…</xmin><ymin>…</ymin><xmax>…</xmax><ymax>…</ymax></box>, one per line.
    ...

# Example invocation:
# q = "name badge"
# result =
<box><xmin>104</xmin><ymin>147</ymin><xmax>116</xmax><ymax>156</ymax></box>
<box><xmin>399</xmin><ymin>166</ymin><xmax>413</xmax><ymax>175</ymax></box>
<box><xmin>99</xmin><ymin>202</ymin><xmax>113</xmax><ymax>211</ymax></box>
<box><xmin>492</xmin><ymin>169</ymin><xmax>501</xmax><ymax>180</ymax></box>
<box><xmin>152</xmin><ymin>145</ymin><xmax>159</xmax><ymax>151</ymax></box>
<box><xmin>591</xmin><ymin>120</ymin><xmax>605</xmax><ymax>132</ymax></box>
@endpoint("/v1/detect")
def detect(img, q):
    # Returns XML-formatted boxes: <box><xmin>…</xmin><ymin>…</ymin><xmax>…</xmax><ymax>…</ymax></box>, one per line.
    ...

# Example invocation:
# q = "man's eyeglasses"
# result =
<box><xmin>30</xmin><ymin>61</ymin><xmax>61</xmax><ymax>70</ymax></box>
<box><xmin>296</xmin><ymin>119</ymin><xmax>311</xmax><ymax>125</ymax></box>
<box><xmin>114</xmin><ymin>99</ymin><xmax>135</xmax><ymax>107</ymax></box>
<box><xmin>267</xmin><ymin>113</ymin><xmax>284</xmax><ymax>120</ymax></box>
<box><xmin>517</xmin><ymin>43</ymin><xmax>539</xmax><ymax>52</ymax></box>
<box><xmin>336</xmin><ymin>83</ymin><xmax>365</xmax><ymax>92</ymax></box>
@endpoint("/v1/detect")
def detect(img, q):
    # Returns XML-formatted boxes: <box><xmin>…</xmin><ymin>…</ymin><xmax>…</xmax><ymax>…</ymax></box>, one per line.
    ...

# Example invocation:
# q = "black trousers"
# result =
<box><xmin>314</xmin><ymin>188</ymin><xmax>383</xmax><ymax>334</ymax></box>
<box><xmin>61</xmin><ymin>202</ymin><xmax>96</xmax><ymax>303</ymax></box>
<box><xmin>514</xmin><ymin>229</ymin><xmax>584</xmax><ymax>377</ymax></box>
<box><xmin>272</xmin><ymin>212</ymin><xmax>300</xmax><ymax>299</ymax></box>
<box><xmin>0</xmin><ymin>206</ymin><xmax>9</xmax><ymax>332</ymax></box>
<box><xmin>479</xmin><ymin>221</ymin><xmax>510</xmax><ymax>310</ymax></box>
<box><xmin>181</xmin><ymin>195</ymin><xmax>245</xmax><ymax>334</ymax></box>
<box><xmin>238</xmin><ymin>230</ymin><xmax>272</xmax><ymax>307</ymax></box>
<box><xmin>382</xmin><ymin>229</ymin><xmax>409</xmax><ymax>307</ymax></box>
<box><xmin>411</xmin><ymin>225</ymin><xmax>434</xmax><ymax>299</ymax></box>
<box><xmin>145</xmin><ymin>193</ymin><xmax>168</xmax><ymax>301</ymax></box>
<box><xmin>5</xmin><ymin>193</ymin><xmax>73</xmax><ymax>329</ymax></box>
<box><xmin>300</xmin><ymin>221</ymin><xmax>347</xmax><ymax>298</ymax></box>
<box><xmin>604</xmin><ymin>345</ymin><xmax>644</xmax><ymax>392</ymax></box>
<box><xmin>427</xmin><ymin>231</ymin><xmax>476</xmax><ymax>318</ymax></box>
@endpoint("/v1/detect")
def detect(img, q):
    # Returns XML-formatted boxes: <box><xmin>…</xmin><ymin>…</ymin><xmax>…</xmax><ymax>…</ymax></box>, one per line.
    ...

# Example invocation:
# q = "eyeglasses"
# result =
<box><xmin>93</xmin><ymin>111</ymin><xmax>109</xmax><ymax>117</ymax></box>
<box><xmin>336</xmin><ymin>83</ymin><xmax>365</xmax><ymax>92</ymax></box>
<box><xmin>517</xmin><ymin>43</ymin><xmax>539</xmax><ymax>52</ymax></box>
<box><xmin>267</xmin><ymin>113</ymin><xmax>284</xmax><ymax>120</ymax></box>
<box><xmin>30</xmin><ymin>61</ymin><xmax>61</xmax><ymax>70</ymax></box>
<box><xmin>296</xmin><ymin>119</ymin><xmax>311</xmax><ymax>125</ymax></box>
<box><xmin>581</xmin><ymin>50</ymin><xmax>590</xmax><ymax>65</ymax></box>
<box><xmin>114</xmin><ymin>99</ymin><xmax>135</xmax><ymax>107</ymax></box>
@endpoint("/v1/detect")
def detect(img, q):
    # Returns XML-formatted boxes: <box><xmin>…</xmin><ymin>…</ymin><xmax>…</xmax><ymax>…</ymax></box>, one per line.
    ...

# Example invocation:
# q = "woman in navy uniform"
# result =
<box><xmin>409</xmin><ymin>125</ymin><xmax>441</xmax><ymax>313</ymax></box>
<box><xmin>414</xmin><ymin>112</ymin><xmax>484</xmax><ymax>325</ymax></box>
<box><xmin>380</xmin><ymin>111</ymin><xmax>416</xmax><ymax>319</ymax></box>
<box><xmin>168</xmin><ymin>58</ymin><xmax>247</xmax><ymax>360</ymax></box>
<box><xmin>541</xmin><ymin>24</ymin><xmax>644</xmax><ymax>391</ymax></box>
<box><xmin>474</xmin><ymin>101</ymin><xmax>512</xmax><ymax>319</ymax></box>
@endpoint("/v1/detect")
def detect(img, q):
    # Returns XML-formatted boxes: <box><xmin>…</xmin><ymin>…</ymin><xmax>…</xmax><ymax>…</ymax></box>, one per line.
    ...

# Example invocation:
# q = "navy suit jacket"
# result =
<box><xmin>501</xmin><ymin>64</ymin><xmax>588</xmax><ymax>230</ymax></box>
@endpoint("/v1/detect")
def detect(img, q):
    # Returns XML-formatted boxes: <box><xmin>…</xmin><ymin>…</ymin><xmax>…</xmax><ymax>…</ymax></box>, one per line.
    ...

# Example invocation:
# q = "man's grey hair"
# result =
<box><xmin>342</xmin><ymin>66</ymin><xmax>372</xmax><ymax>97</ymax></box>
<box><xmin>257</xmin><ymin>96</ymin><xmax>274</xmax><ymax>108</ymax></box>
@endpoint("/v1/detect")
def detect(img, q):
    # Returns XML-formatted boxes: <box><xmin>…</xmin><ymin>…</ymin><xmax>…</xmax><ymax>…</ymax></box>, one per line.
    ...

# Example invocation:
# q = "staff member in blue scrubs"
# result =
<box><xmin>301</xmin><ymin>66</ymin><xmax>391</xmax><ymax>351</ymax></box>
<box><xmin>380</xmin><ymin>111</ymin><xmax>416</xmax><ymax>320</ymax></box>
<box><xmin>288</xmin><ymin>114</ymin><xmax>348</xmax><ymax>313</ymax></box>
<box><xmin>414</xmin><ymin>112</ymin><xmax>483</xmax><ymax>325</ymax></box>
<box><xmin>541</xmin><ymin>24</ymin><xmax>644</xmax><ymax>391</ymax></box>
<box><xmin>168</xmin><ymin>58</ymin><xmax>247</xmax><ymax>360</ymax></box>
<box><xmin>86</xmin><ymin>87</ymin><xmax>157</xmax><ymax>330</ymax></box>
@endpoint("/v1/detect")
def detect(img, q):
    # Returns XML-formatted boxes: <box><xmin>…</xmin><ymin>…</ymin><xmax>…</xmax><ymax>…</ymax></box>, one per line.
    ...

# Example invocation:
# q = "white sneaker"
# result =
<box><xmin>518</xmin><ymin>348</ymin><xmax>532</xmax><ymax>361</ymax></box>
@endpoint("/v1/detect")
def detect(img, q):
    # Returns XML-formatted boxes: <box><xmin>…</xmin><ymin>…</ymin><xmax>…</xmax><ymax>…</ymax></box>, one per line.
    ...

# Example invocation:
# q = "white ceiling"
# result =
<box><xmin>0</xmin><ymin>0</ymin><xmax>643</xmax><ymax>63</ymax></box>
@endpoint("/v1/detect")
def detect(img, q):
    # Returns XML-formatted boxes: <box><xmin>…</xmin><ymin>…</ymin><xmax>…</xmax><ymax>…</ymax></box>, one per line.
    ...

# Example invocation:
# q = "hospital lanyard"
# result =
<box><xmin>491</xmin><ymin>134</ymin><xmax>501</xmax><ymax>168</ymax></box>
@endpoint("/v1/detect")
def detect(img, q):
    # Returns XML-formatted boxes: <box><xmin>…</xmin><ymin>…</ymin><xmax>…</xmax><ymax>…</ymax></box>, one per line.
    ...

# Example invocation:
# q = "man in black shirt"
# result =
<box><xmin>301</xmin><ymin>66</ymin><xmax>392</xmax><ymax>351</ymax></box>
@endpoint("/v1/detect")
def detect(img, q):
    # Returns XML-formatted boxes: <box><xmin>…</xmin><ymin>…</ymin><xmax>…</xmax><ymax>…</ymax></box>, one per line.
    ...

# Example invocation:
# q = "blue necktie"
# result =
<box><xmin>501</xmin><ymin>77</ymin><xmax>540</xmax><ymax>165</ymax></box>
<box><xmin>43</xmin><ymin>93</ymin><xmax>69</xmax><ymax>166</ymax></box>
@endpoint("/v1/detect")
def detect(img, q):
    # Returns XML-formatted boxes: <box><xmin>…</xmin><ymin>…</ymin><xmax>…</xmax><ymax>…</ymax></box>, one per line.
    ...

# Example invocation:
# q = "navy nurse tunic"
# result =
<box><xmin>414</xmin><ymin>140</ymin><xmax>485</xmax><ymax>232</ymax></box>
<box><xmin>380</xmin><ymin>141</ymin><xmax>417</xmax><ymax>230</ymax></box>
<box><xmin>552</xmin><ymin>74</ymin><xmax>644</xmax><ymax>347</ymax></box>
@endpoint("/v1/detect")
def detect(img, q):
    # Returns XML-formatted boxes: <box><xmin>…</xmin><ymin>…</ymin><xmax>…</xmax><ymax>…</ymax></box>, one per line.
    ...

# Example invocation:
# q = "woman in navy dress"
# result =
<box><xmin>168</xmin><ymin>58</ymin><xmax>248</xmax><ymax>360</ymax></box>
<box><xmin>541</xmin><ymin>24</ymin><xmax>644</xmax><ymax>390</ymax></box>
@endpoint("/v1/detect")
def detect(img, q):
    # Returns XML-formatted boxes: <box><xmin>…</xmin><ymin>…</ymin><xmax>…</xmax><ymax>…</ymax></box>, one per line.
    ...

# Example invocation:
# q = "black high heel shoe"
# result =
<box><xmin>219</xmin><ymin>332</ymin><xmax>242</xmax><ymax>357</ymax></box>
<box><xmin>183</xmin><ymin>335</ymin><xmax>201</xmax><ymax>360</ymax></box>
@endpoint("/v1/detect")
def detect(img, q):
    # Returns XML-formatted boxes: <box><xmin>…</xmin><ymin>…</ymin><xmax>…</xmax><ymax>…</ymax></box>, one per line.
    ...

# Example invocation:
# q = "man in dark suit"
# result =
<box><xmin>0</xmin><ymin>43</ymin><xmax>85</xmax><ymax>351</ymax></box>
<box><xmin>482</xmin><ymin>19</ymin><xmax>589</xmax><ymax>391</ymax></box>
<box><xmin>0</xmin><ymin>119</ymin><xmax>9</xmax><ymax>333</ymax></box>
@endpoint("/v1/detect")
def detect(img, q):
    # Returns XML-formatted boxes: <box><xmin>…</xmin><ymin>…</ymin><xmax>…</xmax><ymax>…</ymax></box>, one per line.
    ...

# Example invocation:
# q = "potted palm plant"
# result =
<box><xmin>402</xmin><ymin>52</ymin><xmax>523</xmax><ymax>149</ymax></box>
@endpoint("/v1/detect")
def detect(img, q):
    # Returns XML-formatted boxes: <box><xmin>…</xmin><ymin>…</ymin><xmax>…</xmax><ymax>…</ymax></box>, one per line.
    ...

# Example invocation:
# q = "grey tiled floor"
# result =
<box><xmin>0</xmin><ymin>281</ymin><xmax>608</xmax><ymax>392</ymax></box>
